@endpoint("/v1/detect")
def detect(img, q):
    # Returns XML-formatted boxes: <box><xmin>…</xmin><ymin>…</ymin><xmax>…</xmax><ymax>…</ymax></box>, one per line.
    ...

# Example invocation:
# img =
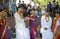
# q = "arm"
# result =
<box><xmin>29</xmin><ymin>17</ymin><xmax>35</xmax><ymax>20</ymax></box>
<box><xmin>41</xmin><ymin>16</ymin><xmax>48</xmax><ymax>30</ymax></box>
<box><xmin>41</xmin><ymin>16</ymin><xmax>44</xmax><ymax>28</ymax></box>
<box><xmin>50</xmin><ymin>17</ymin><xmax>52</xmax><ymax>28</ymax></box>
<box><xmin>24</xmin><ymin>16</ymin><xmax>35</xmax><ymax>21</ymax></box>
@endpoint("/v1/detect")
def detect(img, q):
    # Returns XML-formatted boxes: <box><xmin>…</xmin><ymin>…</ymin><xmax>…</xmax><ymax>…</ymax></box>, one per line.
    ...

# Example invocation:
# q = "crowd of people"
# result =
<box><xmin>0</xmin><ymin>0</ymin><xmax>60</xmax><ymax>39</ymax></box>
<box><xmin>14</xmin><ymin>0</ymin><xmax>60</xmax><ymax>17</ymax></box>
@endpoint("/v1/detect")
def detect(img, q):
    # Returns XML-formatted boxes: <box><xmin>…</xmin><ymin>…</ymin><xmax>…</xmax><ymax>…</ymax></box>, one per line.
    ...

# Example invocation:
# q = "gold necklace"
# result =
<box><xmin>45</xmin><ymin>16</ymin><xmax>49</xmax><ymax>22</ymax></box>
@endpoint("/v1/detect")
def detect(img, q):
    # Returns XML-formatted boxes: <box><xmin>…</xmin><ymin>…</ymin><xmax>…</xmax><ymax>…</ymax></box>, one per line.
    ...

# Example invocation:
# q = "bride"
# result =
<box><xmin>14</xmin><ymin>5</ymin><xmax>30</xmax><ymax>39</ymax></box>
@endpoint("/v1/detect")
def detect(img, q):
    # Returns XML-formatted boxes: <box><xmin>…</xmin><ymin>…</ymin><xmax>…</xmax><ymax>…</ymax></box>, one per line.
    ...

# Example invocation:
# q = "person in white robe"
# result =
<box><xmin>14</xmin><ymin>6</ymin><xmax>30</xmax><ymax>39</ymax></box>
<box><xmin>40</xmin><ymin>11</ymin><xmax>53</xmax><ymax>39</ymax></box>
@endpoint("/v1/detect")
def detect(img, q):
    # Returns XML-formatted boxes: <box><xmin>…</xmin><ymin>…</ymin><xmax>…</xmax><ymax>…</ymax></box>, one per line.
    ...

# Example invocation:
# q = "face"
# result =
<box><xmin>45</xmin><ymin>12</ymin><xmax>50</xmax><ymax>16</ymax></box>
<box><xmin>0</xmin><ymin>12</ymin><xmax>3</xmax><ymax>16</ymax></box>
<box><xmin>0</xmin><ymin>11</ymin><xmax>4</xmax><ymax>19</ymax></box>
<box><xmin>18</xmin><ymin>7</ymin><xmax>25</xmax><ymax>14</ymax></box>
<box><xmin>0</xmin><ymin>11</ymin><xmax>3</xmax><ymax>18</ymax></box>
<box><xmin>30</xmin><ymin>10</ymin><xmax>35</xmax><ymax>15</ymax></box>
<box><xmin>55</xmin><ymin>13</ymin><xmax>59</xmax><ymax>17</ymax></box>
<box><xmin>1</xmin><ymin>10</ymin><xmax>7</xmax><ymax>17</ymax></box>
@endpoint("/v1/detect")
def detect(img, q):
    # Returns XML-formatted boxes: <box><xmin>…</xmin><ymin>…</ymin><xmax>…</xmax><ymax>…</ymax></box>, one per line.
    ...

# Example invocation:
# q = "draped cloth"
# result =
<box><xmin>29</xmin><ymin>15</ymin><xmax>38</xmax><ymax>39</ymax></box>
<box><xmin>52</xmin><ymin>18</ymin><xmax>58</xmax><ymax>33</ymax></box>
<box><xmin>0</xmin><ymin>16</ymin><xmax>9</xmax><ymax>39</ymax></box>
<box><xmin>52</xmin><ymin>17</ymin><xmax>60</xmax><ymax>39</ymax></box>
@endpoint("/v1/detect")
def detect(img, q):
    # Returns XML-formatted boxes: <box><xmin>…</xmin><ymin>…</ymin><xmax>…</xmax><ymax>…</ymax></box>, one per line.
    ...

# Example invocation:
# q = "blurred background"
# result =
<box><xmin>0</xmin><ymin>0</ymin><xmax>60</xmax><ymax>39</ymax></box>
<box><xmin>0</xmin><ymin>0</ymin><xmax>60</xmax><ymax>17</ymax></box>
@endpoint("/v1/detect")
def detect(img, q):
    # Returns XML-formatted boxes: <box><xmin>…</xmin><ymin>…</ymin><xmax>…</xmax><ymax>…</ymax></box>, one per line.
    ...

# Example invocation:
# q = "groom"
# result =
<box><xmin>41</xmin><ymin>10</ymin><xmax>53</xmax><ymax>39</ymax></box>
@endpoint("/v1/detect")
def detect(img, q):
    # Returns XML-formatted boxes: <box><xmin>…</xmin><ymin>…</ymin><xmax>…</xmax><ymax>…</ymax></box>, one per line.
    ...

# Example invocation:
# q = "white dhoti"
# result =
<box><xmin>41</xmin><ymin>28</ymin><xmax>53</xmax><ymax>39</ymax></box>
<box><xmin>41</xmin><ymin>15</ymin><xmax>53</xmax><ymax>39</ymax></box>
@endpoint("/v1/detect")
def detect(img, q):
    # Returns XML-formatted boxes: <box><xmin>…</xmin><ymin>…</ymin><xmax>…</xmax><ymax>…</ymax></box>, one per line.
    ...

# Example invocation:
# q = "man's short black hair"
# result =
<box><xmin>0</xmin><ymin>9</ymin><xmax>3</xmax><ymax>12</ymax></box>
<box><xmin>46</xmin><ymin>9</ymin><xmax>51</xmax><ymax>12</ymax></box>
<box><xmin>30</xmin><ymin>9</ymin><xmax>35</xmax><ymax>12</ymax></box>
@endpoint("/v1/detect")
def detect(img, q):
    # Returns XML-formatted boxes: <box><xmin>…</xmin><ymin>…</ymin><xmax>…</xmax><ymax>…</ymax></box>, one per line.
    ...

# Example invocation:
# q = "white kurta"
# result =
<box><xmin>41</xmin><ymin>15</ymin><xmax>53</xmax><ymax>39</ymax></box>
<box><xmin>14</xmin><ymin>13</ymin><xmax>30</xmax><ymax>39</ymax></box>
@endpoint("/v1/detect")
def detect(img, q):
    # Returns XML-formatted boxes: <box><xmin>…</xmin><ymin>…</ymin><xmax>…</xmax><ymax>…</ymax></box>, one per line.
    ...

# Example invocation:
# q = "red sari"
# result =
<box><xmin>52</xmin><ymin>17</ymin><xmax>60</xmax><ymax>39</ymax></box>
<box><xmin>29</xmin><ymin>15</ymin><xmax>38</xmax><ymax>39</ymax></box>
<box><xmin>0</xmin><ymin>16</ymin><xmax>9</xmax><ymax>39</ymax></box>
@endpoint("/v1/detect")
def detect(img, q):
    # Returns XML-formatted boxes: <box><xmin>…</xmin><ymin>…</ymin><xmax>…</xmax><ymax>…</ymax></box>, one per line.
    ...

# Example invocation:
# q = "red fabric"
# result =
<box><xmin>52</xmin><ymin>24</ymin><xmax>56</xmax><ymax>32</ymax></box>
<box><xmin>52</xmin><ymin>18</ymin><xmax>57</xmax><ymax>33</ymax></box>
<box><xmin>0</xmin><ymin>26</ymin><xmax>9</xmax><ymax>39</ymax></box>
<box><xmin>28</xmin><ymin>15</ymin><xmax>35</xmax><ymax>18</ymax></box>
<box><xmin>30</xmin><ymin>28</ymin><xmax>37</xmax><ymax>39</ymax></box>
<box><xmin>2</xmin><ymin>29</ymin><xmax>9</xmax><ymax>39</ymax></box>
<box><xmin>0</xmin><ymin>26</ymin><xmax>5</xmax><ymax>39</ymax></box>
<box><xmin>56</xmin><ymin>34</ymin><xmax>60</xmax><ymax>39</ymax></box>
<box><xmin>0</xmin><ymin>17</ymin><xmax>9</xmax><ymax>39</ymax></box>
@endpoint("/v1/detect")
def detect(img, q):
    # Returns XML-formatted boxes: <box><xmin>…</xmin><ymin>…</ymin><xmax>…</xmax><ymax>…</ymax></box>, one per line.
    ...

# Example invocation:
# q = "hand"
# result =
<box><xmin>0</xmin><ymin>23</ymin><xmax>3</xmax><ymax>25</ymax></box>
<box><xmin>28</xmin><ymin>26</ymin><xmax>29</xmax><ymax>29</ymax></box>
<box><xmin>25</xmin><ymin>17</ymin><xmax>29</xmax><ymax>20</ymax></box>
<box><xmin>32</xmin><ymin>19</ymin><xmax>35</xmax><ymax>20</ymax></box>
<box><xmin>28</xmin><ymin>17</ymin><xmax>35</xmax><ymax>20</ymax></box>
<box><xmin>37</xmin><ymin>16</ymin><xmax>39</xmax><ymax>18</ymax></box>
<box><xmin>44</xmin><ymin>28</ymin><xmax>48</xmax><ymax>30</ymax></box>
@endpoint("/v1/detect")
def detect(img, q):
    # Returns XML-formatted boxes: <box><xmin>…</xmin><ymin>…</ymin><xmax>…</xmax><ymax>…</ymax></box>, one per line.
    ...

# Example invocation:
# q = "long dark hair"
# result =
<box><xmin>17</xmin><ymin>4</ymin><xmax>26</xmax><ymax>17</ymax></box>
